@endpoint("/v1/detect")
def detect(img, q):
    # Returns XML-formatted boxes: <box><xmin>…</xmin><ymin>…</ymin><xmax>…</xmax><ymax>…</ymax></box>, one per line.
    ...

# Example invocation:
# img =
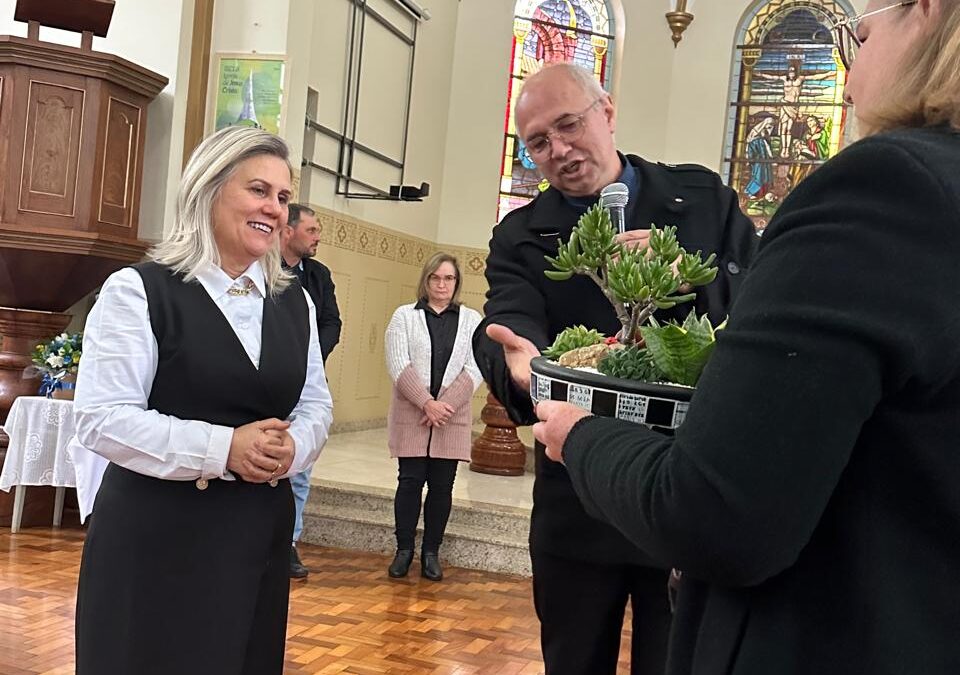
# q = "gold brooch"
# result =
<box><xmin>227</xmin><ymin>279</ymin><xmax>255</xmax><ymax>296</ymax></box>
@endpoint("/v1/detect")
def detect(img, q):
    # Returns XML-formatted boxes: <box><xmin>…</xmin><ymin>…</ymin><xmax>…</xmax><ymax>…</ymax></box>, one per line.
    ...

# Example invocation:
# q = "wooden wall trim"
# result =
<box><xmin>182</xmin><ymin>0</ymin><xmax>215</xmax><ymax>167</ymax></box>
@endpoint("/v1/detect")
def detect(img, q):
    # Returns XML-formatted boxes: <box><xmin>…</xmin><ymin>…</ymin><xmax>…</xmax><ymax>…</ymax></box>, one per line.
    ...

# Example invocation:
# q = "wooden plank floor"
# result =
<box><xmin>0</xmin><ymin>526</ymin><xmax>633</xmax><ymax>674</ymax></box>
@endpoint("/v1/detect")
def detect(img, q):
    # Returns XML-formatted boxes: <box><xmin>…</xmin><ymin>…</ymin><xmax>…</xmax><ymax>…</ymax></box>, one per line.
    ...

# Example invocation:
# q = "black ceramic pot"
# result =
<box><xmin>529</xmin><ymin>355</ymin><xmax>693</xmax><ymax>431</ymax></box>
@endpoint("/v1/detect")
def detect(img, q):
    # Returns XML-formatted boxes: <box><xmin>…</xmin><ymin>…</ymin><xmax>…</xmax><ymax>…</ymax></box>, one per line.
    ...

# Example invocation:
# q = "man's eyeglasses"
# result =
<box><xmin>524</xmin><ymin>98</ymin><xmax>603</xmax><ymax>159</ymax></box>
<box><xmin>834</xmin><ymin>0</ymin><xmax>917</xmax><ymax>70</ymax></box>
<box><xmin>428</xmin><ymin>274</ymin><xmax>457</xmax><ymax>286</ymax></box>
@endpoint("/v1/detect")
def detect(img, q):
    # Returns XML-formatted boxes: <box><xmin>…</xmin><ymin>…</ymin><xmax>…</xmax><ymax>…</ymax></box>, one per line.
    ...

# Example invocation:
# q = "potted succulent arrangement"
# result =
<box><xmin>529</xmin><ymin>203</ymin><xmax>721</xmax><ymax>431</ymax></box>
<box><xmin>29</xmin><ymin>332</ymin><xmax>83</xmax><ymax>400</ymax></box>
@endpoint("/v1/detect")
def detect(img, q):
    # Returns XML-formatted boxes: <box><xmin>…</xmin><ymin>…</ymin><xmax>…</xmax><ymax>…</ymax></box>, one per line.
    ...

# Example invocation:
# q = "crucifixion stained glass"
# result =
<box><xmin>723</xmin><ymin>0</ymin><xmax>856</xmax><ymax>233</ymax></box>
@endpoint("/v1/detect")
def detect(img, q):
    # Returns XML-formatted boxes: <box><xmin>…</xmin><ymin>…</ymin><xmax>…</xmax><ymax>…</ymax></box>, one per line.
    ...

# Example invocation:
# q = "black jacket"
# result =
<box><xmin>298</xmin><ymin>257</ymin><xmax>342</xmax><ymax>363</ymax></box>
<box><xmin>563</xmin><ymin>128</ymin><xmax>960</xmax><ymax>673</ymax></box>
<box><xmin>473</xmin><ymin>154</ymin><xmax>757</xmax><ymax>564</ymax></box>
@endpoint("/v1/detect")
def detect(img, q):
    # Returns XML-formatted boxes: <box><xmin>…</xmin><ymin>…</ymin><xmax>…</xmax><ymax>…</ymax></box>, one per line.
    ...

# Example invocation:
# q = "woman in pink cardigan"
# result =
<box><xmin>384</xmin><ymin>253</ymin><xmax>483</xmax><ymax>581</ymax></box>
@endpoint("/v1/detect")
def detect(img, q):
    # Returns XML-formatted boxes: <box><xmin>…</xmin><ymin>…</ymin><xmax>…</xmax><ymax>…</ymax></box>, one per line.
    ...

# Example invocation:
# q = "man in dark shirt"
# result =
<box><xmin>473</xmin><ymin>62</ymin><xmax>756</xmax><ymax>674</ymax></box>
<box><xmin>281</xmin><ymin>203</ymin><xmax>342</xmax><ymax>578</ymax></box>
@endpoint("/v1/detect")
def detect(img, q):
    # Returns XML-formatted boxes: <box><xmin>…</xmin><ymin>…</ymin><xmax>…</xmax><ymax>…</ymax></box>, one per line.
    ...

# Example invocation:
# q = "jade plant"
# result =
<box><xmin>543</xmin><ymin>203</ymin><xmax>722</xmax><ymax>387</ymax></box>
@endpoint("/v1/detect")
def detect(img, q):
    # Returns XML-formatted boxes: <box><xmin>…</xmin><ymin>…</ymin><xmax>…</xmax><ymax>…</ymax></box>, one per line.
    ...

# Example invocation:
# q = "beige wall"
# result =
<box><xmin>311</xmin><ymin>207</ymin><xmax>488</xmax><ymax>429</ymax></box>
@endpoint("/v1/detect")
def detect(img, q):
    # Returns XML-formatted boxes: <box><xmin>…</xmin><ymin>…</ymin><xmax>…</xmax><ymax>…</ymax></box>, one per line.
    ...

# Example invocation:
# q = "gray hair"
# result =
<box><xmin>519</xmin><ymin>62</ymin><xmax>607</xmax><ymax>107</ymax></box>
<box><xmin>149</xmin><ymin>126</ymin><xmax>293</xmax><ymax>296</ymax></box>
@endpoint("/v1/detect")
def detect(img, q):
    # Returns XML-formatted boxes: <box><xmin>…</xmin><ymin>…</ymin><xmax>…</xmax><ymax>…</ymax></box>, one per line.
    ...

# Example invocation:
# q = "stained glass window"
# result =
<box><xmin>723</xmin><ymin>0</ymin><xmax>855</xmax><ymax>233</ymax></box>
<box><xmin>497</xmin><ymin>0</ymin><xmax>616</xmax><ymax>223</ymax></box>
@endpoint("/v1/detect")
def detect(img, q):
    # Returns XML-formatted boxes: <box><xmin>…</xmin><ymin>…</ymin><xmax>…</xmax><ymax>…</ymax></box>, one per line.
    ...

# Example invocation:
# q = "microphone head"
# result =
<box><xmin>600</xmin><ymin>182</ymin><xmax>629</xmax><ymax>210</ymax></box>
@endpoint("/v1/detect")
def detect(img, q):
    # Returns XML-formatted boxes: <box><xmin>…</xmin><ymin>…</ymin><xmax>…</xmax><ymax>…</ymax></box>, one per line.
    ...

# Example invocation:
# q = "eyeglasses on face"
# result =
<box><xmin>428</xmin><ymin>274</ymin><xmax>457</xmax><ymax>285</ymax></box>
<box><xmin>834</xmin><ymin>0</ymin><xmax>918</xmax><ymax>70</ymax></box>
<box><xmin>523</xmin><ymin>98</ymin><xmax>604</xmax><ymax>159</ymax></box>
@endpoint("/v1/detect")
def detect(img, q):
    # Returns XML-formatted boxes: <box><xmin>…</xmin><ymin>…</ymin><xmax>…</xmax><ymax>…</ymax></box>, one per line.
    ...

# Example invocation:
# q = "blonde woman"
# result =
<box><xmin>384</xmin><ymin>253</ymin><xmax>482</xmax><ymax>581</ymax></box>
<box><xmin>533</xmin><ymin>1</ymin><xmax>960</xmax><ymax>673</ymax></box>
<box><xmin>73</xmin><ymin>126</ymin><xmax>333</xmax><ymax>674</ymax></box>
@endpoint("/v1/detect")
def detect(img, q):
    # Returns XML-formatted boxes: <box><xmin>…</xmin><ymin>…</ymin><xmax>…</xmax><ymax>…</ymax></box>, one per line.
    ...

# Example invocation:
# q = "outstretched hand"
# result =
<box><xmin>485</xmin><ymin>323</ymin><xmax>540</xmax><ymax>391</ymax></box>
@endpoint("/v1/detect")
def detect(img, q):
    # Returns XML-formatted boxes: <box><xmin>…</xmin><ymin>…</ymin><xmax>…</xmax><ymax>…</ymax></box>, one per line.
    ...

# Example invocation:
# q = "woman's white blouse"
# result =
<box><xmin>69</xmin><ymin>261</ymin><xmax>333</xmax><ymax>513</ymax></box>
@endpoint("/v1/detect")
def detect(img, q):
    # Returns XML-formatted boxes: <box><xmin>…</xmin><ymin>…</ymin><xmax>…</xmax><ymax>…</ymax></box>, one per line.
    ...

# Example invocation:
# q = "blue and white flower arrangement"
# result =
<box><xmin>29</xmin><ymin>332</ymin><xmax>83</xmax><ymax>397</ymax></box>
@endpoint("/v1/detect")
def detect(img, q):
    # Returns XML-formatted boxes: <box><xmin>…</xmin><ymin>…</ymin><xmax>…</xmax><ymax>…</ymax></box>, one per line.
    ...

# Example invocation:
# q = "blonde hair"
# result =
<box><xmin>862</xmin><ymin>0</ymin><xmax>960</xmax><ymax>133</ymax></box>
<box><xmin>149</xmin><ymin>126</ymin><xmax>293</xmax><ymax>296</ymax></box>
<box><xmin>416</xmin><ymin>252</ymin><xmax>462</xmax><ymax>305</ymax></box>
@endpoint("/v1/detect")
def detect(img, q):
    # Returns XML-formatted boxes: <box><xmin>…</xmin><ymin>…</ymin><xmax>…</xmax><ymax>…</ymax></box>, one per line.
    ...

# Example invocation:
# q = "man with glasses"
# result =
<box><xmin>280</xmin><ymin>203</ymin><xmax>342</xmax><ymax>579</ymax></box>
<box><xmin>474</xmin><ymin>62</ymin><xmax>756</xmax><ymax>674</ymax></box>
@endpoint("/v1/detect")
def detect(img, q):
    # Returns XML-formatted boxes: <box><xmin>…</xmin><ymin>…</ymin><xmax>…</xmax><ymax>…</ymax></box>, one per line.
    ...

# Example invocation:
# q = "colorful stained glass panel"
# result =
<box><xmin>723</xmin><ymin>0</ymin><xmax>855</xmax><ymax>233</ymax></box>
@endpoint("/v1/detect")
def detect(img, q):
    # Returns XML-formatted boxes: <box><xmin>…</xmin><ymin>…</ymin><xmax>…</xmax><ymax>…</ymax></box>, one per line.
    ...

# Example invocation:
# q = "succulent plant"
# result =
<box><xmin>543</xmin><ymin>325</ymin><xmax>605</xmax><ymax>360</ymax></box>
<box><xmin>545</xmin><ymin>204</ymin><xmax>718</xmax><ymax>347</ymax></box>
<box><xmin>640</xmin><ymin>313</ymin><xmax>725</xmax><ymax>387</ymax></box>
<box><xmin>544</xmin><ymin>203</ymin><xmax>723</xmax><ymax>386</ymax></box>
<box><xmin>597</xmin><ymin>345</ymin><xmax>663</xmax><ymax>382</ymax></box>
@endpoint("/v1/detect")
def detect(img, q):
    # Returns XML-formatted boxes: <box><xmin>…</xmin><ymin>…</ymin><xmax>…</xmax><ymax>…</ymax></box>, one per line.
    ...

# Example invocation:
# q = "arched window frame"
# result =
<box><xmin>722</xmin><ymin>0</ymin><xmax>857</xmax><ymax>232</ymax></box>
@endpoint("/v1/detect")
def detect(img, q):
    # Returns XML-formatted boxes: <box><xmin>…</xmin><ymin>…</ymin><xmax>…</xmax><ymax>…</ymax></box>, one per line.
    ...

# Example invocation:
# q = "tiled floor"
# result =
<box><xmin>312</xmin><ymin>425</ymin><xmax>535</xmax><ymax>511</ymax></box>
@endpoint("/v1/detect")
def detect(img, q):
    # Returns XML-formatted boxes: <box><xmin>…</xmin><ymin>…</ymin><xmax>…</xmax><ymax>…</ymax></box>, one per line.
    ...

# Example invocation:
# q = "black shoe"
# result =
<box><xmin>388</xmin><ymin>549</ymin><xmax>414</xmax><ymax>578</ymax></box>
<box><xmin>421</xmin><ymin>551</ymin><xmax>443</xmax><ymax>581</ymax></box>
<box><xmin>289</xmin><ymin>545</ymin><xmax>309</xmax><ymax>579</ymax></box>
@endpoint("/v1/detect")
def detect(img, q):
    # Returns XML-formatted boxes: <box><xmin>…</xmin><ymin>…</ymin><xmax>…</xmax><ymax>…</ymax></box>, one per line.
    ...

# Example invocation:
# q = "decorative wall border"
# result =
<box><xmin>312</xmin><ymin>204</ymin><xmax>488</xmax><ymax>278</ymax></box>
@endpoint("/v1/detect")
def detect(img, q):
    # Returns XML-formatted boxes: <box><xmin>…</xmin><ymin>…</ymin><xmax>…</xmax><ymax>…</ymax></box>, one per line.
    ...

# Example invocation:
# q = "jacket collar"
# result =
<box><xmin>522</xmin><ymin>153</ymin><xmax>684</xmax><ymax>235</ymax></box>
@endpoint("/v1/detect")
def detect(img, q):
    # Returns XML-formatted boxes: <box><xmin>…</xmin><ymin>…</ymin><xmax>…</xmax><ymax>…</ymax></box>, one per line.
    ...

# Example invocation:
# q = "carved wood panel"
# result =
<box><xmin>98</xmin><ymin>97</ymin><xmax>140</xmax><ymax>227</ymax></box>
<box><xmin>18</xmin><ymin>80</ymin><xmax>84</xmax><ymax>217</ymax></box>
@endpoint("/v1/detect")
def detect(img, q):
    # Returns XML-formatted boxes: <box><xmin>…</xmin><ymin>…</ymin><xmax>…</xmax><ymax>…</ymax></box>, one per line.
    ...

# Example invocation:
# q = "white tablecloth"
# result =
<box><xmin>0</xmin><ymin>396</ymin><xmax>77</xmax><ymax>490</ymax></box>
<box><xmin>1</xmin><ymin>396</ymin><xmax>107</xmax><ymax>526</ymax></box>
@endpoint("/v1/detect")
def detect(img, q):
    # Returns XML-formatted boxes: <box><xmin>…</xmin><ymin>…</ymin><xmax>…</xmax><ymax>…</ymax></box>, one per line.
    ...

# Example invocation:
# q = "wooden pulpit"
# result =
<box><xmin>0</xmin><ymin>0</ymin><xmax>167</xmax><ymax>527</ymax></box>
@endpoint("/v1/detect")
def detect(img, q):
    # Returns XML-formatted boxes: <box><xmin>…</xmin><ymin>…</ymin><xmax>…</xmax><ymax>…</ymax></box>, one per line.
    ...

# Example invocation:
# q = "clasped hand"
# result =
<box><xmin>420</xmin><ymin>399</ymin><xmax>455</xmax><ymax>427</ymax></box>
<box><xmin>227</xmin><ymin>418</ymin><xmax>295</xmax><ymax>483</ymax></box>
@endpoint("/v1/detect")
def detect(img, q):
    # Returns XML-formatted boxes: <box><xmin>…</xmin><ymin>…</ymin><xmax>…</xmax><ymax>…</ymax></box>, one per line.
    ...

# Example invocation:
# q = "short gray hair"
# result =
<box><xmin>519</xmin><ymin>62</ymin><xmax>607</xmax><ymax>108</ymax></box>
<box><xmin>149</xmin><ymin>126</ymin><xmax>293</xmax><ymax>296</ymax></box>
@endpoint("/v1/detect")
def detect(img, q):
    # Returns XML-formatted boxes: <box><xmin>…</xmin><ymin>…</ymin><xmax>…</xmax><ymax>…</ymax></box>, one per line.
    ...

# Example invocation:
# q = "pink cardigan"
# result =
<box><xmin>385</xmin><ymin>303</ymin><xmax>483</xmax><ymax>461</ymax></box>
<box><xmin>388</xmin><ymin>367</ymin><xmax>477</xmax><ymax>460</ymax></box>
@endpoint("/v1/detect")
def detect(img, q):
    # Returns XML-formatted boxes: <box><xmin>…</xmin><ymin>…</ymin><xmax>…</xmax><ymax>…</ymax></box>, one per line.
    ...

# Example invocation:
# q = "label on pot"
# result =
<box><xmin>568</xmin><ymin>384</ymin><xmax>593</xmax><ymax>411</ymax></box>
<box><xmin>617</xmin><ymin>393</ymin><xmax>649</xmax><ymax>423</ymax></box>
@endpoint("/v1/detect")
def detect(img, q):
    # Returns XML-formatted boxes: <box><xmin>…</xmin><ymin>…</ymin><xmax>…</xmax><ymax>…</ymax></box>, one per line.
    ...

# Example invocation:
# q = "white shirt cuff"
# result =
<box><xmin>203</xmin><ymin>424</ymin><xmax>234</xmax><ymax>478</ymax></box>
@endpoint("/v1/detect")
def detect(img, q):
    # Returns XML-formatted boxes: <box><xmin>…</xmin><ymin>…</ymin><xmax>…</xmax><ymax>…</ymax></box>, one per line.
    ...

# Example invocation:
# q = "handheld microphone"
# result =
<box><xmin>600</xmin><ymin>182</ymin><xmax>629</xmax><ymax>235</ymax></box>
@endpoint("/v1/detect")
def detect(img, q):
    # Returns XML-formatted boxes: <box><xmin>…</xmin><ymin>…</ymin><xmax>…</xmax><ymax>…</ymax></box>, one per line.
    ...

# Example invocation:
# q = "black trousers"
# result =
<box><xmin>393</xmin><ymin>456</ymin><xmax>459</xmax><ymax>552</ymax></box>
<box><xmin>76</xmin><ymin>464</ymin><xmax>294</xmax><ymax>675</ymax></box>
<box><xmin>531</xmin><ymin>550</ymin><xmax>672</xmax><ymax>675</ymax></box>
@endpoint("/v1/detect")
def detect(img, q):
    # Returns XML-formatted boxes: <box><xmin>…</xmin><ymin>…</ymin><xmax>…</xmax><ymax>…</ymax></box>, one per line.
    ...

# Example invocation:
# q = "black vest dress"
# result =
<box><xmin>75</xmin><ymin>262</ymin><xmax>309</xmax><ymax>675</ymax></box>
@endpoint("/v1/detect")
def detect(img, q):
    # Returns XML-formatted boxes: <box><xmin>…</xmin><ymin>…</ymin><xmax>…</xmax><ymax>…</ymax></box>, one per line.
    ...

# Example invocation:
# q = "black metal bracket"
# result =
<box><xmin>303</xmin><ymin>0</ymin><xmax>427</xmax><ymax>201</ymax></box>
